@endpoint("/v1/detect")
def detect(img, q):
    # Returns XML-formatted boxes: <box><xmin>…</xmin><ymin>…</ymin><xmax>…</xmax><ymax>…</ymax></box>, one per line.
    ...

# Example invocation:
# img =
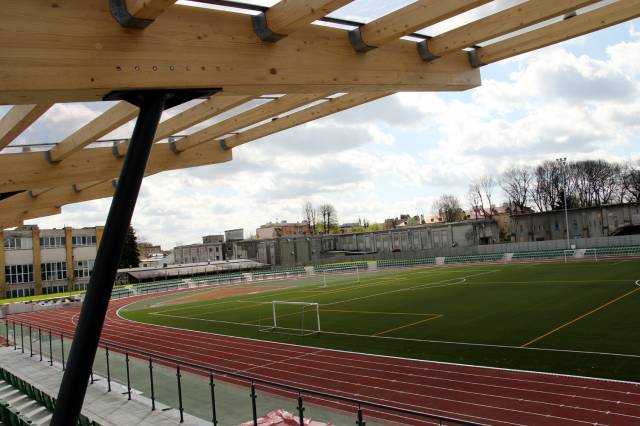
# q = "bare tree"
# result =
<box><xmin>467</xmin><ymin>175</ymin><xmax>496</xmax><ymax>218</ymax></box>
<box><xmin>622</xmin><ymin>164</ymin><xmax>640</xmax><ymax>203</ymax></box>
<box><xmin>500</xmin><ymin>166</ymin><xmax>532</xmax><ymax>213</ymax></box>
<box><xmin>466</xmin><ymin>187</ymin><xmax>482</xmax><ymax>220</ymax></box>
<box><xmin>433</xmin><ymin>194</ymin><xmax>466</xmax><ymax>223</ymax></box>
<box><xmin>301</xmin><ymin>200</ymin><xmax>317</xmax><ymax>234</ymax></box>
<box><xmin>319</xmin><ymin>203</ymin><xmax>338</xmax><ymax>234</ymax></box>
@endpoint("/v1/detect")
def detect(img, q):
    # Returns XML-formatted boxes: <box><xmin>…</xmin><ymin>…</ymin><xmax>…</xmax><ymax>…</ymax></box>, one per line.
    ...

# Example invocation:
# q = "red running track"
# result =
<box><xmin>8</xmin><ymin>290</ymin><xmax>640</xmax><ymax>426</ymax></box>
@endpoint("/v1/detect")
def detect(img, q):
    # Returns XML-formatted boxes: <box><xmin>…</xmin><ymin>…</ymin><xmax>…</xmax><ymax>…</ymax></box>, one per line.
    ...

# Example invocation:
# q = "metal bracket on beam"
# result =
<box><xmin>252</xmin><ymin>12</ymin><xmax>286</xmax><ymax>42</ymax></box>
<box><xmin>111</xmin><ymin>179</ymin><xmax>118</xmax><ymax>189</ymax></box>
<box><xmin>348</xmin><ymin>28</ymin><xmax>376</xmax><ymax>53</ymax></box>
<box><xmin>564</xmin><ymin>11</ymin><xmax>578</xmax><ymax>20</ymax></box>
<box><xmin>219</xmin><ymin>140</ymin><xmax>229</xmax><ymax>150</ymax></box>
<box><xmin>28</xmin><ymin>190</ymin><xmax>36</xmax><ymax>198</ymax></box>
<box><xmin>72</xmin><ymin>184</ymin><xmax>80</xmax><ymax>193</ymax></box>
<box><xmin>109</xmin><ymin>0</ymin><xmax>154</xmax><ymax>29</ymax></box>
<box><xmin>169</xmin><ymin>140</ymin><xmax>180</xmax><ymax>153</ymax></box>
<box><xmin>43</xmin><ymin>150</ymin><xmax>57</xmax><ymax>164</ymax></box>
<box><xmin>416</xmin><ymin>39</ymin><xmax>439</xmax><ymax>62</ymax></box>
<box><xmin>467</xmin><ymin>48</ymin><xmax>486</xmax><ymax>68</ymax></box>
<box><xmin>112</xmin><ymin>140</ymin><xmax>126</xmax><ymax>158</ymax></box>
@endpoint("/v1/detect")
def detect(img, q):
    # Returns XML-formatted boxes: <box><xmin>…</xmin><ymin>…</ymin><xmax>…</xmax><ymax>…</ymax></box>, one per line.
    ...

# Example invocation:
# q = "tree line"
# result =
<box><xmin>434</xmin><ymin>159</ymin><xmax>640</xmax><ymax>222</ymax></box>
<box><xmin>302</xmin><ymin>201</ymin><xmax>339</xmax><ymax>234</ymax></box>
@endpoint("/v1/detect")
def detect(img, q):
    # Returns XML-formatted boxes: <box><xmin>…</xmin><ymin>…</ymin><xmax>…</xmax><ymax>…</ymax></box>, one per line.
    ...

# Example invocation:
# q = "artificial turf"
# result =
<box><xmin>120</xmin><ymin>260</ymin><xmax>640</xmax><ymax>382</ymax></box>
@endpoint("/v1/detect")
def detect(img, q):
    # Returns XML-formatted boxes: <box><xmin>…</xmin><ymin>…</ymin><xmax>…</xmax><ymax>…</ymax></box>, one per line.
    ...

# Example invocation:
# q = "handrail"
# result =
<box><xmin>3</xmin><ymin>318</ymin><xmax>483</xmax><ymax>426</ymax></box>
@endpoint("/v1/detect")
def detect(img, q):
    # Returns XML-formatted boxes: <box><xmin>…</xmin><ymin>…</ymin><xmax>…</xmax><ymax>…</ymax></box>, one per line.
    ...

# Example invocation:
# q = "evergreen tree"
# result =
<box><xmin>119</xmin><ymin>225</ymin><xmax>140</xmax><ymax>268</ymax></box>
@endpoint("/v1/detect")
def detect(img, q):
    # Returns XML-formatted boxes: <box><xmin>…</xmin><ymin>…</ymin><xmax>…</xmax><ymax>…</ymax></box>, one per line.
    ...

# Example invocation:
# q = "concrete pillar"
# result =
<box><xmin>0</xmin><ymin>230</ymin><xmax>5</xmax><ymax>298</ymax></box>
<box><xmin>32</xmin><ymin>229</ymin><xmax>42</xmax><ymax>295</ymax></box>
<box><xmin>65</xmin><ymin>227</ymin><xmax>74</xmax><ymax>292</ymax></box>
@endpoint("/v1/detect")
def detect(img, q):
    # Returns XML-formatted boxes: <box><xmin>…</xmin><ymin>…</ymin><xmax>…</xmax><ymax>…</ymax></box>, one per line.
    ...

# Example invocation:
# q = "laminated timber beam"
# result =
<box><xmin>349</xmin><ymin>0</ymin><xmax>490</xmax><ymax>52</ymax></box>
<box><xmin>0</xmin><ymin>140</ymin><xmax>232</xmax><ymax>193</ymax></box>
<box><xmin>0</xmin><ymin>104</ymin><xmax>53</xmax><ymax>150</ymax></box>
<box><xmin>0</xmin><ymin>180</ymin><xmax>117</xmax><ymax>218</ymax></box>
<box><xmin>254</xmin><ymin>0</ymin><xmax>352</xmax><ymax>41</ymax></box>
<box><xmin>46</xmin><ymin>102</ymin><xmax>139</xmax><ymax>162</ymax></box>
<box><xmin>0</xmin><ymin>207</ymin><xmax>61</xmax><ymax>230</ymax></box>
<box><xmin>418</xmin><ymin>0</ymin><xmax>600</xmax><ymax>61</ymax></box>
<box><xmin>224</xmin><ymin>92</ymin><xmax>392</xmax><ymax>149</ymax></box>
<box><xmin>0</xmin><ymin>0</ymin><xmax>480</xmax><ymax>104</ymax></box>
<box><xmin>472</xmin><ymin>0</ymin><xmax>640</xmax><ymax>66</ymax></box>
<box><xmin>172</xmin><ymin>93</ymin><xmax>328</xmax><ymax>152</ymax></box>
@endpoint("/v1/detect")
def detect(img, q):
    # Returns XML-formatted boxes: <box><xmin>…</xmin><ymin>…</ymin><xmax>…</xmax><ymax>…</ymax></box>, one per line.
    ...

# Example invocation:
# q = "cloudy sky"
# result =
<box><xmin>4</xmin><ymin>1</ymin><xmax>640</xmax><ymax>248</ymax></box>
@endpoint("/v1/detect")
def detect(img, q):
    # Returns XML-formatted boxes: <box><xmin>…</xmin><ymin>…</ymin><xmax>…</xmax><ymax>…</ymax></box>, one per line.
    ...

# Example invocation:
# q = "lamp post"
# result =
<box><xmin>556</xmin><ymin>157</ymin><xmax>571</xmax><ymax>249</ymax></box>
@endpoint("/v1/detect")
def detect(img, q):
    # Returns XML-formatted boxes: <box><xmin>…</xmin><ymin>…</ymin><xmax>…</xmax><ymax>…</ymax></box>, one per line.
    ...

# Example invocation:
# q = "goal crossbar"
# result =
<box><xmin>270</xmin><ymin>301</ymin><xmax>321</xmax><ymax>334</ymax></box>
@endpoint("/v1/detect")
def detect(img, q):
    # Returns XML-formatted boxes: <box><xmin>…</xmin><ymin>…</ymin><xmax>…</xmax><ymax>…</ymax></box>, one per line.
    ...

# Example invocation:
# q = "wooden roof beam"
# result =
<box><xmin>225</xmin><ymin>92</ymin><xmax>392</xmax><ymax>149</ymax></box>
<box><xmin>0</xmin><ymin>0</ymin><xmax>480</xmax><ymax>104</ymax></box>
<box><xmin>0</xmin><ymin>207</ymin><xmax>61</xmax><ymax>230</ymax></box>
<box><xmin>46</xmin><ymin>102</ymin><xmax>139</xmax><ymax>163</ymax></box>
<box><xmin>254</xmin><ymin>0</ymin><xmax>352</xmax><ymax>41</ymax></box>
<box><xmin>111</xmin><ymin>0</ymin><xmax>178</xmax><ymax>29</ymax></box>
<box><xmin>0</xmin><ymin>104</ymin><xmax>53</xmax><ymax>150</ymax></box>
<box><xmin>350</xmin><ymin>0</ymin><xmax>490</xmax><ymax>52</ymax></box>
<box><xmin>155</xmin><ymin>94</ymin><xmax>254</xmax><ymax>141</ymax></box>
<box><xmin>0</xmin><ymin>140</ymin><xmax>232</xmax><ymax>192</ymax></box>
<box><xmin>418</xmin><ymin>0</ymin><xmax>600</xmax><ymax>61</ymax></box>
<box><xmin>472</xmin><ymin>0</ymin><xmax>640</xmax><ymax>66</ymax></box>
<box><xmin>173</xmin><ymin>93</ymin><xmax>328</xmax><ymax>152</ymax></box>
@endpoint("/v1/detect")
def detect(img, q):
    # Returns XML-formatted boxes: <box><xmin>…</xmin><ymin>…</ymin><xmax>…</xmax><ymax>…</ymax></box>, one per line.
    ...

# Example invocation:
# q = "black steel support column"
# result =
<box><xmin>50</xmin><ymin>88</ymin><xmax>218</xmax><ymax>426</ymax></box>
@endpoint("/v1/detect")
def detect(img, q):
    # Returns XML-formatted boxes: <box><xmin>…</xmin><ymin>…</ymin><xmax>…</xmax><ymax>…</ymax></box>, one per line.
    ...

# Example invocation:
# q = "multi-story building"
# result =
<box><xmin>173</xmin><ymin>235</ymin><xmax>225</xmax><ymax>264</ymax></box>
<box><xmin>1</xmin><ymin>225</ymin><xmax>104</xmax><ymax>299</ymax></box>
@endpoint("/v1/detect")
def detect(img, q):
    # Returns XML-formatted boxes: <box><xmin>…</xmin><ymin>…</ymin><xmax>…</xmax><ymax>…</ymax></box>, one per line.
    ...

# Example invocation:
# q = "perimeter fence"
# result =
<box><xmin>0</xmin><ymin>320</ymin><xmax>482</xmax><ymax>426</ymax></box>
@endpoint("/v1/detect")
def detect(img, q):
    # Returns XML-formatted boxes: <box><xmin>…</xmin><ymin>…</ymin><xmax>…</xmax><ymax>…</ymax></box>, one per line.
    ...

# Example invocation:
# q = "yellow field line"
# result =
<box><xmin>322</xmin><ymin>309</ymin><xmax>437</xmax><ymax>316</ymax></box>
<box><xmin>373</xmin><ymin>314</ymin><xmax>443</xmax><ymax>337</ymax></box>
<box><xmin>521</xmin><ymin>286</ymin><xmax>640</xmax><ymax>348</ymax></box>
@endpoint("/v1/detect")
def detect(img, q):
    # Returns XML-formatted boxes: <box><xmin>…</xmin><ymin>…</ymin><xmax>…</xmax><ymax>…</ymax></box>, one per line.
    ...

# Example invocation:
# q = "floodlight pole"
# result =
<box><xmin>51</xmin><ymin>89</ymin><xmax>219</xmax><ymax>426</ymax></box>
<box><xmin>556</xmin><ymin>157</ymin><xmax>571</xmax><ymax>249</ymax></box>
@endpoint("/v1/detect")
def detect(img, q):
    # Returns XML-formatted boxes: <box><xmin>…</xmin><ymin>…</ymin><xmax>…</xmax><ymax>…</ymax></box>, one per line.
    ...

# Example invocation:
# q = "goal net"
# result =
<box><xmin>262</xmin><ymin>301</ymin><xmax>321</xmax><ymax>336</ymax></box>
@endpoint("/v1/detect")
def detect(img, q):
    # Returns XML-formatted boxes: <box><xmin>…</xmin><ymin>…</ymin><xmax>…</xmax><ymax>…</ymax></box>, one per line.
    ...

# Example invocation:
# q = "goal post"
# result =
<box><xmin>268</xmin><ymin>301</ymin><xmax>321</xmax><ymax>335</ymax></box>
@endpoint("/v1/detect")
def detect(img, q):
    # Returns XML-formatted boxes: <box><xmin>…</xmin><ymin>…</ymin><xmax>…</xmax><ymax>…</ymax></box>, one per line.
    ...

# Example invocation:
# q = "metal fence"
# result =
<box><xmin>0</xmin><ymin>320</ymin><xmax>482</xmax><ymax>426</ymax></box>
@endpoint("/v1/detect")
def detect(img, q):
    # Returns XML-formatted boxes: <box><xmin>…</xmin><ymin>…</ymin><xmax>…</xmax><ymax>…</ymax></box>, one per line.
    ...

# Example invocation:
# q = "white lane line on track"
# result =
<box><xmin>29</xmin><ymin>308</ymin><xmax>640</xmax><ymax>417</ymax></box>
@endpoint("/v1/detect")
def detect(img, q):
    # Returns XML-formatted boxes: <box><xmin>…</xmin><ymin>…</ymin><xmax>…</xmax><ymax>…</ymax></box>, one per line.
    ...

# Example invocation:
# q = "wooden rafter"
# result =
<box><xmin>474</xmin><ymin>0</ymin><xmax>640</xmax><ymax>66</ymax></box>
<box><xmin>47</xmin><ymin>102</ymin><xmax>139</xmax><ymax>162</ymax></box>
<box><xmin>0</xmin><ymin>0</ymin><xmax>480</xmax><ymax>104</ymax></box>
<box><xmin>0</xmin><ymin>207</ymin><xmax>61</xmax><ymax>230</ymax></box>
<box><xmin>260</xmin><ymin>0</ymin><xmax>352</xmax><ymax>37</ymax></box>
<box><xmin>0</xmin><ymin>104</ymin><xmax>53</xmax><ymax>150</ymax></box>
<box><xmin>225</xmin><ymin>92</ymin><xmax>392</xmax><ymax>149</ymax></box>
<box><xmin>353</xmin><ymin>0</ymin><xmax>490</xmax><ymax>50</ymax></box>
<box><xmin>173</xmin><ymin>93</ymin><xmax>328</xmax><ymax>152</ymax></box>
<box><xmin>0</xmin><ymin>140</ymin><xmax>231</xmax><ymax>192</ymax></box>
<box><xmin>421</xmin><ymin>0</ymin><xmax>601</xmax><ymax>60</ymax></box>
<box><xmin>126</xmin><ymin>0</ymin><xmax>177</xmax><ymax>21</ymax></box>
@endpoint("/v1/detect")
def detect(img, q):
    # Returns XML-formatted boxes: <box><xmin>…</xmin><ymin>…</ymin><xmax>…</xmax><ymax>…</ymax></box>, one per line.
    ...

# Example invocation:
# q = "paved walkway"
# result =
<box><xmin>0</xmin><ymin>346</ymin><xmax>208</xmax><ymax>426</ymax></box>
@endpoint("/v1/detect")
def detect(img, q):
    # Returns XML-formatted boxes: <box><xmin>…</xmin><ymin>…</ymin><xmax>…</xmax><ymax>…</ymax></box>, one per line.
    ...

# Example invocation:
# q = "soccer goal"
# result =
<box><xmin>263</xmin><ymin>301</ymin><xmax>321</xmax><ymax>336</ymax></box>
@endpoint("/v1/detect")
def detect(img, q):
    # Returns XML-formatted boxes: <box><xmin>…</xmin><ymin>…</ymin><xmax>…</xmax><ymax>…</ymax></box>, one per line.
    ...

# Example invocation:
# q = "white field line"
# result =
<box><xmin>148</xmin><ymin>311</ymin><xmax>640</xmax><ymax>359</ymax></box>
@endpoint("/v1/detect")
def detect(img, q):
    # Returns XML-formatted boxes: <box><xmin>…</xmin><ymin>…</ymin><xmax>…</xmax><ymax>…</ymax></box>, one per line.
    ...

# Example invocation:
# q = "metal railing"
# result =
<box><xmin>0</xmin><ymin>319</ymin><xmax>482</xmax><ymax>426</ymax></box>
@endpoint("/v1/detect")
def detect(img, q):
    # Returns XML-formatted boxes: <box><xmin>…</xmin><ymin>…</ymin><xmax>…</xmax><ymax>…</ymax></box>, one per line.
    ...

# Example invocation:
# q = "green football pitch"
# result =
<box><xmin>120</xmin><ymin>259</ymin><xmax>640</xmax><ymax>382</ymax></box>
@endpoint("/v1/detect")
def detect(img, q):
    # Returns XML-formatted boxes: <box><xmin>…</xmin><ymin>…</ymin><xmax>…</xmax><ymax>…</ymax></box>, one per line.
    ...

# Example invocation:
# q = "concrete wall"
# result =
<box><xmin>511</xmin><ymin>204</ymin><xmax>640</xmax><ymax>242</ymax></box>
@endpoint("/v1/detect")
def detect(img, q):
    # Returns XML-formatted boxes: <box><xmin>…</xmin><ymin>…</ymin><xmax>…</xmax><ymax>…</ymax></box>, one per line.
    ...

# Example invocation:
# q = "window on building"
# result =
<box><xmin>40</xmin><ymin>236</ymin><xmax>65</xmax><ymax>248</ymax></box>
<box><xmin>74</xmin><ymin>260</ymin><xmax>95</xmax><ymax>278</ymax></box>
<box><xmin>41</xmin><ymin>261</ymin><xmax>67</xmax><ymax>281</ymax></box>
<box><xmin>72</xmin><ymin>235</ymin><xmax>97</xmax><ymax>247</ymax></box>
<box><xmin>4</xmin><ymin>237</ymin><xmax>32</xmax><ymax>250</ymax></box>
<box><xmin>5</xmin><ymin>264</ymin><xmax>34</xmax><ymax>284</ymax></box>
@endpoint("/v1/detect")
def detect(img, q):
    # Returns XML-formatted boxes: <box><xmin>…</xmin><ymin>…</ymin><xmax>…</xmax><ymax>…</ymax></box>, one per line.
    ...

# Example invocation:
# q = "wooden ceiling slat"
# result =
<box><xmin>262</xmin><ymin>0</ymin><xmax>353</xmax><ymax>36</ymax></box>
<box><xmin>47</xmin><ymin>102</ymin><xmax>139</xmax><ymax>162</ymax></box>
<box><xmin>356</xmin><ymin>0</ymin><xmax>490</xmax><ymax>49</ymax></box>
<box><xmin>423</xmin><ymin>0</ymin><xmax>601</xmax><ymax>59</ymax></box>
<box><xmin>173</xmin><ymin>93</ymin><xmax>328</xmax><ymax>152</ymax></box>
<box><xmin>475</xmin><ymin>0</ymin><xmax>640</xmax><ymax>65</ymax></box>
<box><xmin>0</xmin><ymin>104</ymin><xmax>52</xmax><ymax>150</ymax></box>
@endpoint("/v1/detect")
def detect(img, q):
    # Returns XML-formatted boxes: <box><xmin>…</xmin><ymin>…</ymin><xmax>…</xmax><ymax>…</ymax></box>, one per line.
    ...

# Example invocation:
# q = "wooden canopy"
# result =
<box><xmin>1</xmin><ymin>0</ymin><xmax>639</xmax><ymax>228</ymax></box>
